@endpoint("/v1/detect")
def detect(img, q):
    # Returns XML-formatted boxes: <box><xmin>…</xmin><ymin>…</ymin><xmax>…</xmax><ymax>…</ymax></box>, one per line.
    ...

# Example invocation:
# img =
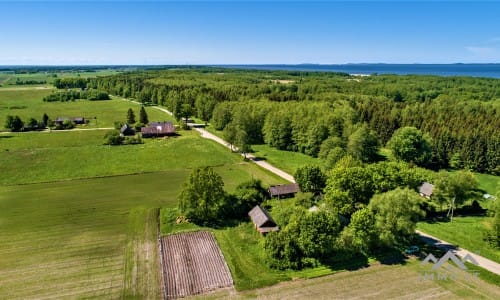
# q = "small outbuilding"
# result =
<box><xmin>419</xmin><ymin>182</ymin><xmax>434</xmax><ymax>198</ymax></box>
<box><xmin>268</xmin><ymin>183</ymin><xmax>300</xmax><ymax>199</ymax></box>
<box><xmin>248</xmin><ymin>205</ymin><xmax>279</xmax><ymax>235</ymax></box>
<box><xmin>120</xmin><ymin>124</ymin><xmax>135</xmax><ymax>136</ymax></box>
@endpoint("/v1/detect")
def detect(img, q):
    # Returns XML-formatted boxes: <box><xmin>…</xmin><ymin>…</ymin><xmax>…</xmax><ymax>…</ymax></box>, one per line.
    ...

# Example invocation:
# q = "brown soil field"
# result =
<box><xmin>160</xmin><ymin>231</ymin><xmax>233</xmax><ymax>299</ymax></box>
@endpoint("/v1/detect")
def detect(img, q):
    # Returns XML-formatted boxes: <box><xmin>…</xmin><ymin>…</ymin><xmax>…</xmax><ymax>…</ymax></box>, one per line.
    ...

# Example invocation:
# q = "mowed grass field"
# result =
<box><xmin>418</xmin><ymin>217</ymin><xmax>500</xmax><ymax>264</ymax></box>
<box><xmin>0</xmin><ymin>134</ymin><xmax>285</xmax><ymax>299</ymax></box>
<box><xmin>0</xmin><ymin>88</ymin><xmax>168</xmax><ymax>130</ymax></box>
<box><xmin>0</xmin><ymin>130</ymin><xmax>284</xmax><ymax>186</ymax></box>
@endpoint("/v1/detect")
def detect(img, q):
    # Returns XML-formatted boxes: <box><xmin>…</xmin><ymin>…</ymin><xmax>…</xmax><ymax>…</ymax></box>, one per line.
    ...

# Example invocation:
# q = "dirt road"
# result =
<box><xmin>417</xmin><ymin>230</ymin><xmax>500</xmax><ymax>275</ymax></box>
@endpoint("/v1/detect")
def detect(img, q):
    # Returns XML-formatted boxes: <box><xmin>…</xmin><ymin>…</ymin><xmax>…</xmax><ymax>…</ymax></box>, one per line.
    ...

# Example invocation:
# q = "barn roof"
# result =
<box><xmin>248</xmin><ymin>205</ymin><xmax>277</xmax><ymax>229</ymax></box>
<box><xmin>419</xmin><ymin>182</ymin><xmax>434</xmax><ymax>197</ymax></box>
<box><xmin>141</xmin><ymin>121</ymin><xmax>176</xmax><ymax>135</ymax></box>
<box><xmin>268</xmin><ymin>183</ymin><xmax>300</xmax><ymax>197</ymax></box>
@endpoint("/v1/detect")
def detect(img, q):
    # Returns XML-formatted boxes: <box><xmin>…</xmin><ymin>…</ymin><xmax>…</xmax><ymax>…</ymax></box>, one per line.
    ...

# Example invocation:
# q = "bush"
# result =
<box><xmin>104</xmin><ymin>130</ymin><xmax>124</xmax><ymax>145</ymax></box>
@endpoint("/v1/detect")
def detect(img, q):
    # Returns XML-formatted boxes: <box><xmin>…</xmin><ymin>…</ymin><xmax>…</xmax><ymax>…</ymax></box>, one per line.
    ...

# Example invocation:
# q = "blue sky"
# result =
<box><xmin>0</xmin><ymin>1</ymin><xmax>499</xmax><ymax>65</ymax></box>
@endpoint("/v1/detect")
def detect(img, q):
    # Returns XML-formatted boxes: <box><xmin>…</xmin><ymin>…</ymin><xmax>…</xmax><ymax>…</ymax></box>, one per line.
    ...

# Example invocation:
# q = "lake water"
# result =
<box><xmin>214</xmin><ymin>64</ymin><xmax>500</xmax><ymax>79</ymax></box>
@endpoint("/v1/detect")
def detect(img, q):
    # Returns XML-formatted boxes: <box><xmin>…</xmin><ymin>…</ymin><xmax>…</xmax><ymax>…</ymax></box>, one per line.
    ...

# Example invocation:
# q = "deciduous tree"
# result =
<box><xmin>388</xmin><ymin>126</ymin><xmax>432</xmax><ymax>167</ymax></box>
<box><xmin>178</xmin><ymin>167</ymin><xmax>226</xmax><ymax>225</ymax></box>
<box><xmin>368</xmin><ymin>188</ymin><xmax>424</xmax><ymax>247</ymax></box>
<box><xmin>294</xmin><ymin>165</ymin><xmax>326</xmax><ymax>195</ymax></box>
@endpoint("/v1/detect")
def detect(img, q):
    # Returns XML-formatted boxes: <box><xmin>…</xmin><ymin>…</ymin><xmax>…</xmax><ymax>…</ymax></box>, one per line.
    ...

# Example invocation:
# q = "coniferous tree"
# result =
<box><xmin>139</xmin><ymin>106</ymin><xmax>149</xmax><ymax>124</ymax></box>
<box><xmin>126</xmin><ymin>108</ymin><xmax>136</xmax><ymax>124</ymax></box>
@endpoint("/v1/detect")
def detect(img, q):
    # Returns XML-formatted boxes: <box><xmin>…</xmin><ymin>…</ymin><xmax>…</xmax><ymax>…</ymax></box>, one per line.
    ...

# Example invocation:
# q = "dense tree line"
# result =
<box><xmin>43</xmin><ymin>89</ymin><xmax>110</xmax><ymax>102</ymax></box>
<box><xmin>4</xmin><ymin>114</ymin><xmax>50</xmax><ymax>132</ymax></box>
<box><xmin>15</xmin><ymin>78</ymin><xmax>46</xmax><ymax>85</ymax></box>
<box><xmin>54</xmin><ymin>78</ymin><xmax>87</xmax><ymax>89</ymax></box>
<box><xmin>89</xmin><ymin>67</ymin><xmax>499</xmax><ymax>174</ymax></box>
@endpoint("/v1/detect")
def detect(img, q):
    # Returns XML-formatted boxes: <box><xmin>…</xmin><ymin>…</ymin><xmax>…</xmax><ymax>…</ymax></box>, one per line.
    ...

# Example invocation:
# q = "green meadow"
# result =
<box><xmin>0</xmin><ymin>70</ymin><xmax>120</xmax><ymax>87</ymax></box>
<box><xmin>0</xmin><ymin>130</ymin><xmax>284</xmax><ymax>299</ymax></box>
<box><xmin>0</xmin><ymin>88</ymin><xmax>168</xmax><ymax>130</ymax></box>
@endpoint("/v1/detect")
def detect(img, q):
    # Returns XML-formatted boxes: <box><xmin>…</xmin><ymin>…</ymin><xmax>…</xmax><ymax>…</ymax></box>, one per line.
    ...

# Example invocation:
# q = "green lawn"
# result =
<box><xmin>0</xmin><ymin>88</ymin><xmax>168</xmax><ymax>130</ymax></box>
<box><xmin>417</xmin><ymin>216</ymin><xmax>500</xmax><ymax>263</ymax></box>
<box><xmin>0</xmin><ymin>131</ymin><xmax>285</xmax><ymax>299</ymax></box>
<box><xmin>203</xmin><ymin>126</ymin><xmax>321</xmax><ymax>175</ymax></box>
<box><xmin>476</xmin><ymin>173</ymin><xmax>500</xmax><ymax>197</ymax></box>
<box><xmin>1</xmin><ymin>130</ymin><xmax>266</xmax><ymax>185</ymax></box>
<box><xmin>0</xmin><ymin>70</ymin><xmax>121</xmax><ymax>87</ymax></box>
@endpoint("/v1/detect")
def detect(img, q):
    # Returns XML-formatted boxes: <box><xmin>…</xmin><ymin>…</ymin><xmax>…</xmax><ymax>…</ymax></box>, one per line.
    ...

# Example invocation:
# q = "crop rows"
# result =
<box><xmin>160</xmin><ymin>231</ymin><xmax>233</xmax><ymax>299</ymax></box>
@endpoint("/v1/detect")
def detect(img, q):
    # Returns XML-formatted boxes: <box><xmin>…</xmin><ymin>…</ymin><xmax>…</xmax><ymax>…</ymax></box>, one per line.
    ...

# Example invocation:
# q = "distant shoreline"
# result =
<box><xmin>1</xmin><ymin>64</ymin><xmax>499</xmax><ymax>79</ymax></box>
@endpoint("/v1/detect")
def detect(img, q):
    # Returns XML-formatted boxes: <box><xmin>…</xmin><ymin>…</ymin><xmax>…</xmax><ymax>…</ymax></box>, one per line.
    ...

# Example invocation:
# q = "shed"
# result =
<box><xmin>268</xmin><ymin>183</ymin><xmax>300</xmax><ymax>198</ymax></box>
<box><xmin>419</xmin><ymin>182</ymin><xmax>434</xmax><ymax>198</ymax></box>
<box><xmin>248</xmin><ymin>205</ymin><xmax>279</xmax><ymax>235</ymax></box>
<box><xmin>120</xmin><ymin>124</ymin><xmax>135</xmax><ymax>136</ymax></box>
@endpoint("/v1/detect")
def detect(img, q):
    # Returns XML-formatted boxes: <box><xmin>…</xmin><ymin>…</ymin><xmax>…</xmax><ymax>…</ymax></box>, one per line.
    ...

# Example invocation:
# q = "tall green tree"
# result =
<box><xmin>433</xmin><ymin>170</ymin><xmax>478</xmax><ymax>210</ymax></box>
<box><xmin>347</xmin><ymin>124</ymin><xmax>380</xmax><ymax>163</ymax></box>
<box><xmin>338</xmin><ymin>207</ymin><xmax>376</xmax><ymax>254</ymax></box>
<box><xmin>139</xmin><ymin>106</ymin><xmax>149</xmax><ymax>124</ymax></box>
<box><xmin>180</xmin><ymin>103</ymin><xmax>194</xmax><ymax>124</ymax></box>
<box><xmin>235</xmin><ymin>128</ymin><xmax>252</xmax><ymax>158</ymax></box>
<box><xmin>42</xmin><ymin>113</ymin><xmax>49</xmax><ymax>126</ymax></box>
<box><xmin>223</xmin><ymin>122</ymin><xmax>238</xmax><ymax>151</ymax></box>
<box><xmin>368</xmin><ymin>188</ymin><xmax>424</xmax><ymax>247</ymax></box>
<box><xmin>5</xmin><ymin>115</ymin><xmax>24</xmax><ymax>132</ymax></box>
<box><xmin>178</xmin><ymin>167</ymin><xmax>226</xmax><ymax>225</ymax></box>
<box><xmin>126</xmin><ymin>108</ymin><xmax>136</xmax><ymax>124</ymax></box>
<box><xmin>294</xmin><ymin>165</ymin><xmax>326</xmax><ymax>195</ymax></box>
<box><xmin>195</xmin><ymin>95</ymin><xmax>216</xmax><ymax>123</ymax></box>
<box><xmin>388</xmin><ymin>126</ymin><xmax>432</xmax><ymax>167</ymax></box>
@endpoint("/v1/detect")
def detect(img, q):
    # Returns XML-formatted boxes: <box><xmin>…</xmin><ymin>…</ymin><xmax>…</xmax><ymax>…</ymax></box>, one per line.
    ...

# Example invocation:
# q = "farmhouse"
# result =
<box><xmin>141</xmin><ymin>121</ymin><xmax>176</xmax><ymax>138</ymax></box>
<box><xmin>268</xmin><ymin>183</ymin><xmax>300</xmax><ymax>198</ymax></box>
<box><xmin>419</xmin><ymin>182</ymin><xmax>434</xmax><ymax>198</ymax></box>
<box><xmin>248</xmin><ymin>205</ymin><xmax>279</xmax><ymax>235</ymax></box>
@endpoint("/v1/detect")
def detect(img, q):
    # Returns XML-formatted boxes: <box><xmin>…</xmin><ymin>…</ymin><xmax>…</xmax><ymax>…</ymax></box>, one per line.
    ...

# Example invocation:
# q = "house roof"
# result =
<box><xmin>268</xmin><ymin>183</ymin><xmax>300</xmax><ymax>197</ymax></box>
<box><xmin>248</xmin><ymin>205</ymin><xmax>277</xmax><ymax>228</ymax></box>
<box><xmin>141</xmin><ymin>121</ymin><xmax>175</xmax><ymax>135</ymax></box>
<box><xmin>419</xmin><ymin>182</ymin><xmax>434</xmax><ymax>197</ymax></box>
<box><xmin>120</xmin><ymin>124</ymin><xmax>134</xmax><ymax>134</ymax></box>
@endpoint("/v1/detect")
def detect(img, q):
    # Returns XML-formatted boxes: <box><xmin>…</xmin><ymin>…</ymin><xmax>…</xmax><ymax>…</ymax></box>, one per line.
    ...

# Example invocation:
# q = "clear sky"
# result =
<box><xmin>0</xmin><ymin>1</ymin><xmax>499</xmax><ymax>65</ymax></box>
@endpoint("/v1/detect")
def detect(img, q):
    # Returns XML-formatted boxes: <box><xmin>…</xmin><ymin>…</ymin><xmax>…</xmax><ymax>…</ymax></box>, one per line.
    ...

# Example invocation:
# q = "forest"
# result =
<box><xmin>87</xmin><ymin>67</ymin><xmax>499</xmax><ymax>175</ymax></box>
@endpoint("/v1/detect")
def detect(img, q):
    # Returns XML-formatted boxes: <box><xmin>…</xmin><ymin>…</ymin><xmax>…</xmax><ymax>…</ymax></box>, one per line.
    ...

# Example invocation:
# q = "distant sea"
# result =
<box><xmin>213</xmin><ymin>64</ymin><xmax>500</xmax><ymax>79</ymax></box>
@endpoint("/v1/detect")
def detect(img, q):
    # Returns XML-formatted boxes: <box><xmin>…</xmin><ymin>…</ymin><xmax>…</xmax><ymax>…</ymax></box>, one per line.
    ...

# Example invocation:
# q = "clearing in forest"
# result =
<box><xmin>160</xmin><ymin>231</ymin><xmax>233</xmax><ymax>299</ymax></box>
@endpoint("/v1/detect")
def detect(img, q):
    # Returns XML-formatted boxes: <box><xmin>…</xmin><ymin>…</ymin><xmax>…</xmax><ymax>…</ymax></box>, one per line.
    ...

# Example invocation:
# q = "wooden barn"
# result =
<box><xmin>268</xmin><ymin>183</ymin><xmax>300</xmax><ymax>199</ymax></box>
<box><xmin>248</xmin><ymin>205</ymin><xmax>279</xmax><ymax>235</ymax></box>
<box><xmin>120</xmin><ymin>124</ymin><xmax>135</xmax><ymax>136</ymax></box>
<box><xmin>141</xmin><ymin>121</ymin><xmax>176</xmax><ymax>138</ymax></box>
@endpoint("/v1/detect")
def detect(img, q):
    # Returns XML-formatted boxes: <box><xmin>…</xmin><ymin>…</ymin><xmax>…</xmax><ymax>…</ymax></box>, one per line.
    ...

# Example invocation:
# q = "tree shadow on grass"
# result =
<box><xmin>319</xmin><ymin>252</ymin><xmax>370</xmax><ymax>272</ymax></box>
<box><xmin>372</xmin><ymin>250</ymin><xmax>407</xmax><ymax>265</ymax></box>
<box><xmin>0</xmin><ymin>135</ymin><xmax>13</xmax><ymax>139</ymax></box>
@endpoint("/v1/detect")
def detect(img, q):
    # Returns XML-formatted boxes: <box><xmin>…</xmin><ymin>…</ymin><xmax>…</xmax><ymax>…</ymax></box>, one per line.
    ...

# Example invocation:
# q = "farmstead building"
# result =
<box><xmin>141</xmin><ymin>121</ymin><xmax>176</xmax><ymax>138</ymax></box>
<box><xmin>248</xmin><ymin>205</ymin><xmax>279</xmax><ymax>235</ymax></box>
<box><xmin>268</xmin><ymin>183</ymin><xmax>300</xmax><ymax>199</ymax></box>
